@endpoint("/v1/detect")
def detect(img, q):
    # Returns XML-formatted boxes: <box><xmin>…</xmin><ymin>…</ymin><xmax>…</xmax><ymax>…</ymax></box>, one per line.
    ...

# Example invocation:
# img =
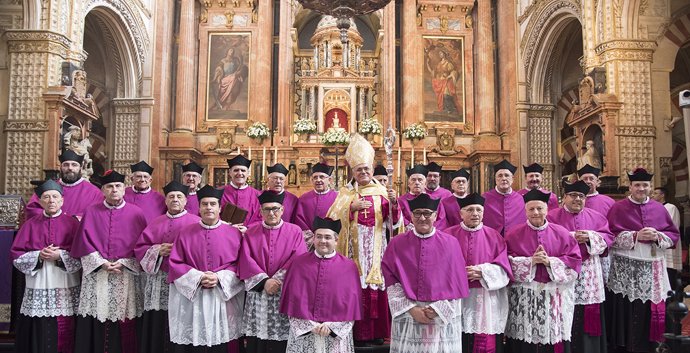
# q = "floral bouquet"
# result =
<box><xmin>403</xmin><ymin>122</ymin><xmax>428</xmax><ymax>140</ymax></box>
<box><xmin>246</xmin><ymin>121</ymin><xmax>270</xmax><ymax>139</ymax></box>
<box><xmin>293</xmin><ymin>118</ymin><xmax>317</xmax><ymax>134</ymax></box>
<box><xmin>359</xmin><ymin>117</ymin><xmax>382</xmax><ymax>135</ymax></box>
<box><xmin>321</xmin><ymin>129</ymin><xmax>350</xmax><ymax>146</ymax></box>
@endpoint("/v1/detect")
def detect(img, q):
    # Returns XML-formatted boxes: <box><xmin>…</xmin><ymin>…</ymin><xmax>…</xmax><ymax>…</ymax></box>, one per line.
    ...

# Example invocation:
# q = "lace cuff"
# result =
<box><xmin>59</xmin><ymin>250</ymin><xmax>82</xmax><ymax>273</ymax></box>
<box><xmin>325</xmin><ymin>321</ymin><xmax>354</xmax><ymax>338</ymax></box>
<box><xmin>477</xmin><ymin>263</ymin><xmax>510</xmax><ymax>290</ymax></box>
<box><xmin>389</xmin><ymin>210</ymin><xmax>404</xmax><ymax>230</ymax></box>
<box><xmin>546</xmin><ymin>257</ymin><xmax>578</xmax><ymax>284</ymax></box>
<box><xmin>81</xmin><ymin>251</ymin><xmax>107</xmax><ymax>275</ymax></box>
<box><xmin>586</xmin><ymin>231</ymin><xmax>607</xmax><ymax>256</ymax></box>
<box><xmin>387</xmin><ymin>283</ymin><xmax>415</xmax><ymax>318</ymax></box>
<box><xmin>273</xmin><ymin>268</ymin><xmax>287</xmax><ymax>282</ymax></box>
<box><xmin>290</xmin><ymin>317</ymin><xmax>319</xmax><ymax>336</ymax></box>
<box><xmin>613</xmin><ymin>231</ymin><xmax>636</xmax><ymax>250</ymax></box>
<box><xmin>429</xmin><ymin>300</ymin><xmax>458</xmax><ymax>325</ymax></box>
<box><xmin>141</xmin><ymin>245</ymin><xmax>163</xmax><ymax>274</ymax></box>
<box><xmin>657</xmin><ymin>232</ymin><xmax>674</xmax><ymax>250</ymax></box>
<box><xmin>216</xmin><ymin>270</ymin><xmax>244</xmax><ymax>301</ymax></box>
<box><xmin>509</xmin><ymin>256</ymin><xmax>536</xmax><ymax>282</ymax></box>
<box><xmin>13</xmin><ymin>251</ymin><xmax>40</xmax><ymax>276</ymax></box>
<box><xmin>245</xmin><ymin>272</ymin><xmax>269</xmax><ymax>291</ymax></box>
<box><xmin>174</xmin><ymin>268</ymin><xmax>204</xmax><ymax>301</ymax></box>
<box><xmin>117</xmin><ymin>257</ymin><xmax>142</xmax><ymax>274</ymax></box>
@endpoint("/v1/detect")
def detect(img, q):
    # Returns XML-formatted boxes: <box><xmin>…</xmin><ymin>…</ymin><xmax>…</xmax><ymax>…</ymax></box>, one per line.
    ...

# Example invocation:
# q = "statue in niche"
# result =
<box><xmin>63</xmin><ymin>125</ymin><xmax>93</xmax><ymax>177</ymax></box>
<box><xmin>577</xmin><ymin>139</ymin><xmax>602</xmax><ymax>170</ymax></box>
<box><xmin>333</xmin><ymin>112</ymin><xmax>341</xmax><ymax>129</ymax></box>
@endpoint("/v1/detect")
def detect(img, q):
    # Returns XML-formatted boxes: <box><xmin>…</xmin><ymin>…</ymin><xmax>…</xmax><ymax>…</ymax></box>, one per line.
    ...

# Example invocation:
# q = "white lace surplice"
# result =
<box><xmin>505</xmin><ymin>256</ymin><xmax>577</xmax><ymax>345</ymax></box>
<box><xmin>607</xmin><ymin>231</ymin><xmax>673</xmax><ymax>304</ymax></box>
<box><xmin>243</xmin><ymin>270</ymin><xmax>290</xmax><ymax>341</ymax></box>
<box><xmin>286</xmin><ymin>318</ymin><xmax>354</xmax><ymax>353</ymax></box>
<box><xmin>140</xmin><ymin>244</ymin><xmax>170</xmax><ymax>311</ymax></box>
<box><xmin>168</xmin><ymin>269</ymin><xmax>244</xmax><ymax>346</ymax></box>
<box><xmin>78</xmin><ymin>251</ymin><xmax>143</xmax><ymax>322</ymax></box>
<box><xmin>572</xmin><ymin>231</ymin><xmax>607</xmax><ymax>305</ymax></box>
<box><xmin>14</xmin><ymin>250</ymin><xmax>81</xmax><ymax>317</ymax></box>
<box><xmin>387</xmin><ymin>283</ymin><xmax>463</xmax><ymax>353</ymax></box>
<box><xmin>461</xmin><ymin>263</ymin><xmax>510</xmax><ymax>334</ymax></box>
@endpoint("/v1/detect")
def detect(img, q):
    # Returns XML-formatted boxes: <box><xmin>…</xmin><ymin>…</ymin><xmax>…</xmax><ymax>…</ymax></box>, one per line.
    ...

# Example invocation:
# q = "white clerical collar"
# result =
<box><xmin>495</xmin><ymin>187</ymin><xmax>513</xmax><ymax>195</ymax></box>
<box><xmin>59</xmin><ymin>178</ymin><xmax>84</xmax><ymax>187</ymax></box>
<box><xmin>461</xmin><ymin>222</ymin><xmax>483</xmax><ymax>232</ymax></box>
<box><xmin>315</xmin><ymin>250</ymin><xmax>337</xmax><ymax>259</ymax></box>
<box><xmin>413</xmin><ymin>227</ymin><xmax>436</xmax><ymax>239</ymax></box>
<box><xmin>586</xmin><ymin>191</ymin><xmax>599</xmax><ymax>197</ymax></box>
<box><xmin>563</xmin><ymin>204</ymin><xmax>581</xmax><ymax>214</ymax></box>
<box><xmin>262</xmin><ymin>220</ymin><xmax>284</xmax><ymax>230</ymax></box>
<box><xmin>408</xmin><ymin>191</ymin><xmax>425</xmax><ymax>197</ymax></box>
<box><xmin>453</xmin><ymin>193</ymin><xmax>468</xmax><ymax>199</ymax></box>
<box><xmin>427</xmin><ymin>186</ymin><xmax>440</xmax><ymax>192</ymax></box>
<box><xmin>229</xmin><ymin>181</ymin><xmax>248</xmax><ymax>190</ymax></box>
<box><xmin>628</xmin><ymin>195</ymin><xmax>650</xmax><ymax>205</ymax></box>
<box><xmin>132</xmin><ymin>186</ymin><xmax>152</xmax><ymax>194</ymax></box>
<box><xmin>314</xmin><ymin>189</ymin><xmax>330</xmax><ymax>195</ymax></box>
<box><xmin>188</xmin><ymin>191</ymin><xmax>197</xmax><ymax>196</ymax></box>
<box><xmin>103</xmin><ymin>200</ymin><xmax>126</xmax><ymax>210</ymax></box>
<box><xmin>527</xmin><ymin>220</ymin><xmax>549</xmax><ymax>231</ymax></box>
<box><xmin>43</xmin><ymin>209</ymin><xmax>63</xmax><ymax>218</ymax></box>
<box><xmin>167</xmin><ymin>210</ymin><xmax>188</xmax><ymax>219</ymax></box>
<box><xmin>200</xmin><ymin>220</ymin><xmax>223</xmax><ymax>229</ymax></box>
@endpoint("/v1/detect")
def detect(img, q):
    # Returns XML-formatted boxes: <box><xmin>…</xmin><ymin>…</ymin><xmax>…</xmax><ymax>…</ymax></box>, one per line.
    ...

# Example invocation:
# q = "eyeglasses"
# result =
<box><xmin>261</xmin><ymin>206</ymin><xmax>282</xmax><ymax>214</ymax></box>
<box><xmin>412</xmin><ymin>210</ymin><xmax>435</xmax><ymax>219</ymax></box>
<box><xmin>566</xmin><ymin>193</ymin><xmax>586</xmax><ymax>200</ymax></box>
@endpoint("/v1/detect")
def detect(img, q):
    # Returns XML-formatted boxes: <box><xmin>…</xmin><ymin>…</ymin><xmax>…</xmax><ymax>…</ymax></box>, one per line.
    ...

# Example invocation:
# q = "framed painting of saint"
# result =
<box><xmin>422</xmin><ymin>36</ymin><xmax>465</xmax><ymax>124</ymax></box>
<box><xmin>205</xmin><ymin>32</ymin><xmax>251</xmax><ymax>120</ymax></box>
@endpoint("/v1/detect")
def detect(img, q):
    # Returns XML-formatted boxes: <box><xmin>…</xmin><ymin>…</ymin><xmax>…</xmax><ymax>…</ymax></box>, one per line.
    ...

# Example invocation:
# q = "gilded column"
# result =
<box><xmin>174</xmin><ymin>0</ymin><xmax>196</xmax><ymax>132</ymax></box>
<box><xmin>476</xmin><ymin>0</ymin><xmax>496</xmax><ymax>134</ymax></box>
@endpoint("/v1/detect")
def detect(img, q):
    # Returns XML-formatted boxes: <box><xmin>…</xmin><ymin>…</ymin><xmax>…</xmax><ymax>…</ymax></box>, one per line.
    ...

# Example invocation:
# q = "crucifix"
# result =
<box><xmin>361</xmin><ymin>205</ymin><xmax>369</xmax><ymax>218</ymax></box>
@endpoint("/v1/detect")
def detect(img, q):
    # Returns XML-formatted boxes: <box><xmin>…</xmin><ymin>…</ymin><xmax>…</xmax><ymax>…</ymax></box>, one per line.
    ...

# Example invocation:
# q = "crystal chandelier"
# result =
<box><xmin>297</xmin><ymin>0</ymin><xmax>393</xmax><ymax>43</ymax></box>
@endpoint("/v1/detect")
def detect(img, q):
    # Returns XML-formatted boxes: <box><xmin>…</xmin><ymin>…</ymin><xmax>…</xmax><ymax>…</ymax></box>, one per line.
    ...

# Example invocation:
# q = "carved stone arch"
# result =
<box><xmin>83</xmin><ymin>0</ymin><xmax>150</xmax><ymax>94</ymax></box>
<box><xmin>83</xmin><ymin>6</ymin><xmax>140</xmax><ymax>97</ymax></box>
<box><xmin>521</xmin><ymin>1</ymin><xmax>581</xmax><ymax>102</ymax></box>
<box><xmin>621</xmin><ymin>0</ymin><xmax>641</xmax><ymax>39</ymax></box>
<box><xmin>653</xmin><ymin>11</ymin><xmax>690</xmax><ymax>71</ymax></box>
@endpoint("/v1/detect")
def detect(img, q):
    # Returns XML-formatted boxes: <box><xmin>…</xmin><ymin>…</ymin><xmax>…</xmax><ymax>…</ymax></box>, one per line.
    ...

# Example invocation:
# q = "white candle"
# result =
<box><xmin>237</xmin><ymin>146</ymin><xmax>241</xmax><ymax>155</ymax></box>
<box><xmin>411</xmin><ymin>146</ymin><xmax>415</xmax><ymax>166</ymax></box>
<box><xmin>248</xmin><ymin>146</ymin><xmax>252</xmax><ymax>161</ymax></box>
<box><xmin>262</xmin><ymin>147</ymin><xmax>267</xmax><ymax>177</ymax></box>
<box><xmin>274</xmin><ymin>145</ymin><xmax>278</xmax><ymax>165</ymax></box>
<box><xmin>397</xmin><ymin>147</ymin><xmax>401</xmax><ymax>177</ymax></box>
<box><xmin>423</xmin><ymin>147</ymin><xmax>427</xmax><ymax>164</ymax></box>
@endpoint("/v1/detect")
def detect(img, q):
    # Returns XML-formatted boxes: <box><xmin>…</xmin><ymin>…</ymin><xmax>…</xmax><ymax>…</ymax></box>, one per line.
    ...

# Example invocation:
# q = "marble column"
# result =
<box><xmin>276</xmin><ymin>0</ymin><xmax>295</xmax><ymax>137</ymax></box>
<box><xmin>401</xmin><ymin>0</ymin><xmax>421</xmax><ymax>127</ymax></box>
<box><xmin>174</xmin><ymin>0</ymin><xmax>196</xmax><ymax>132</ymax></box>
<box><xmin>476</xmin><ymin>0</ymin><xmax>496</xmax><ymax>134</ymax></box>
<box><xmin>380</xmin><ymin>2</ymin><xmax>397</xmax><ymax>131</ymax></box>
<box><xmin>253</xmin><ymin>0</ymin><xmax>274</xmax><ymax>127</ymax></box>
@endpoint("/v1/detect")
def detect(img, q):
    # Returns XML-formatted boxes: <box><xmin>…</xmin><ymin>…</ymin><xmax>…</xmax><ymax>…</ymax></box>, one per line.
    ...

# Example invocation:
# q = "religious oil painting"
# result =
<box><xmin>423</xmin><ymin>36</ymin><xmax>466</xmax><ymax>124</ymax></box>
<box><xmin>206</xmin><ymin>33</ymin><xmax>251</xmax><ymax>120</ymax></box>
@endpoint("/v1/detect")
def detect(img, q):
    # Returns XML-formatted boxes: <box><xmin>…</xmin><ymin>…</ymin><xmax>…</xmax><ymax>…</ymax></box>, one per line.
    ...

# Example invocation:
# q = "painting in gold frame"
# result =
<box><xmin>422</xmin><ymin>36</ymin><xmax>465</xmax><ymax>124</ymax></box>
<box><xmin>205</xmin><ymin>32</ymin><xmax>251</xmax><ymax>121</ymax></box>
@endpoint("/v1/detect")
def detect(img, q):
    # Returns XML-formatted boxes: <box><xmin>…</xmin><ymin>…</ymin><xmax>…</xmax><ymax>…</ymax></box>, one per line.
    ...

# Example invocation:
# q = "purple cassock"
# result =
<box><xmin>124</xmin><ymin>187</ymin><xmax>166</xmax><ymax>223</ymax></box>
<box><xmin>167</xmin><ymin>221</ymin><xmax>242</xmax><ymax>283</ymax></box>
<box><xmin>481</xmin><ymin>189</ymin><xmax>526</xmax><ymax>235</ymax></box>
<box><xmin>382</xmin><ymin>228</ymin><xmax>469</xmax><ymax>301</ymax></box>
<box><xmin>280</xmin><ymin>190</ymin><xmax>299</xmax><ymax>223</ymax></box>
<box><xmin>238</xmin><ymin>221</ymin><xmax>307</xmax><ymax>281</ymax></box>
<box><xmin>504</xmin><ymin>222</ymin><xmax>582</xmax><ymax>283</ymax></box>
<box><xmin>608</xmin><ymin>197</ymin><xmax>679</xmax><ymax>247</ymax></box>
<box><xmin>517</xmin><ymin>188</ymin><xmax>559</xmax><ymax>210</ymax></box>
<box><xmin>444</xmin><ymin>224</ymin><xmax>513</xmax><ymax>288</ymax></box>
<box><xmin>24</xmin><ymin>179</ymin><xmax>103</xmax><ymax>220</ymax></box>
<box><xmin>293</xmin><ymin>189</ymin><xmax>338</xmax><ymax>231</ymax></box>
<box><xmin>184</xmin><ymin>191</ymin><xmax>200</xmax><ymax>216</ymax></box>
<box><xmin>426</xmin><ymin>186</ymin><xmax>452</xmax><ymax>200</ymax></box>
<box><xmin>134</xmin><ymin>211</ymin><xmax>201</xmax><ymax>273</ymax></box>
<box><xmin>71</xmin><ymin>201</ymin><xmax>148</xmax><ymax>260</ymax></box>
<box><xmin>221</xmin><ymin>183</ymin><xmax>262</xmax><ymax>225</ymax></box>
<box><xmin>398</xmin><ymin>193</ymin><xmax>446</xmax><ymax>228</ymax></box>
<box><xmin>585</xmin><ymin>193</ymin><xmax>615</xmax><ymax>217</ymax></box>
<box><xmin>11</xmin><ymin>212</ymin><xmax>80</xmax><ymax>260</ymax></box>
<box><xmin>280</xmin><ymin>252</ymin><xmax>362</xmax><ymax>322</ymax></box>
<box><xmin>437</xmin><ymin>194</ymin><xmax>465</xmax><ymax>230</ymax></box>
<box><xmin>547</xmin><ymin>207</ymin><xmax>614</xmax><ymax>261</ymax></box>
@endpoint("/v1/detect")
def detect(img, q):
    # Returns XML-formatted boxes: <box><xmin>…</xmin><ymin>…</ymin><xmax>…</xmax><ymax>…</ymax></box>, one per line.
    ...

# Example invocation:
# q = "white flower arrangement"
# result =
<box><xmin>321</xmin><ymin>129</ymin><xmax>350</xmax><ymax>146</ymax></box>
<box><xmin>246</xmin><ymin>121</ymin><xmax>270</xmax><ymax>139</ymax></box>
<box><xmin>293</xmin><ymin>118</ymin><xmax>317</xmax><ymax>134</ymax></box>
<box><xmin>403</xmin><ymin>123</ymin><xmax>428</xmax><ymax>140</ymax></box>
<box><xmin>359</xmin><ymin>117</ymin><xmax>382</xmax><ymax>135</ymax></box>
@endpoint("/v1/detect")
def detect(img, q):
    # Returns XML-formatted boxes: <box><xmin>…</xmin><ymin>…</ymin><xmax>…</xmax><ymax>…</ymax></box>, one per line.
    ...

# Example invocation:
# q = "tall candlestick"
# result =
<box><xmin>262</xmin><ymin>146</ymin><xmax>267</xmax><ymax>180</ymax></box>
<box><xmin>411</xmin><ymin>146</ymin><xmax>415</xmax><ymax>166</ymax></box>
<box><xmin>423</xmin><ymin>147</ymin><xmax>427</xmax><ymax>164</ymax></box>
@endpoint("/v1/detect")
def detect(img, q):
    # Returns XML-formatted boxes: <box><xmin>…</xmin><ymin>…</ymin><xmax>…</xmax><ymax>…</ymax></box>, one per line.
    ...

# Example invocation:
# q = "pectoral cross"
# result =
<box><xmin>361</xmin><ymin>206</ymin><xmax>369</xmax><ymax>218</ymax></box>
